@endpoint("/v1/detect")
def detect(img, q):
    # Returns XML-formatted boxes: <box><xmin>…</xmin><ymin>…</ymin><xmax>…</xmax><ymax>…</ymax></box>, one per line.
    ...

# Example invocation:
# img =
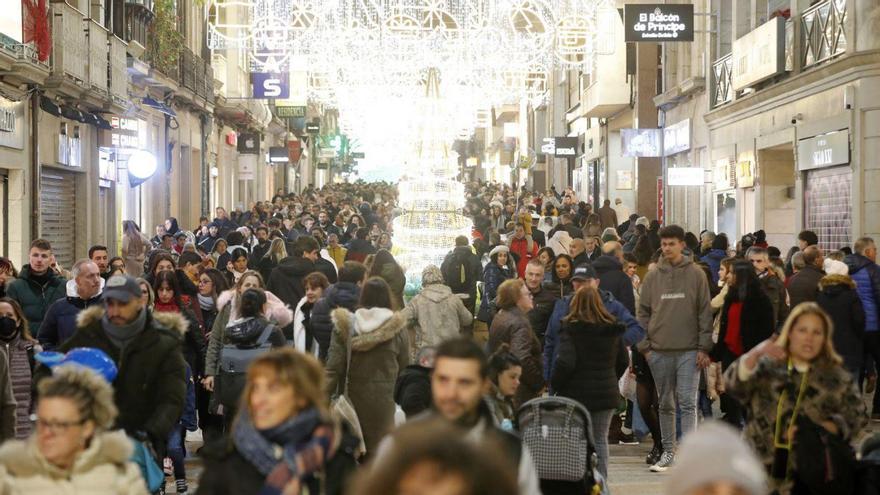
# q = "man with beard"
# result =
<box><xmin>248</xmin><ymin>226</ymin><xmax>271</xmax><ymax>269</ymax></box>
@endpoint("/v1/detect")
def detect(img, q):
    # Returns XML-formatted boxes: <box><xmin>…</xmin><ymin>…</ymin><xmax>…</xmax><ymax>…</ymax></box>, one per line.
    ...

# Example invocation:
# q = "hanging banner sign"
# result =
<box><xmin>624</xmin><ymin>4</ymin><xmax>694</xmax><ymax>42</ymax></box>
<box><xmin>621</xmin><ymin>128</ymin><xmax>663</xmax><ymax>157</ymax></box>
<box><xmin>275</xmin><ymin>106</ymin><xmax>306</xmax><ymax>118</ymax></box>
<box><xmin>552</xmin><ymin>137</ymin><xmax>578</xmax><ymax>157</ymax></box>
<box><xmin>663</xmin><ymin>119</ymin><xmax>691</xmax><ymax>156</ymax></box>
<box><xmin>237</xmin><ymin>133</ymin><xmax>260</xmax><ymax>154</ymax></box>
<box><xmin>252</xmin><ymin>72</ymin><xmax>290</xmax><ymax>99</ymax></box>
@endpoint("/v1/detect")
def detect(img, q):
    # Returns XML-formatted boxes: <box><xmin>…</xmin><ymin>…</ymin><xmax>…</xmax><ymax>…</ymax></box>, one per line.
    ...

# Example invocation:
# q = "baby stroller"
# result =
<box><xmin>516</xmin><ymin>396</ymin><xmax>609</xmax><ymax>495</ymax></box>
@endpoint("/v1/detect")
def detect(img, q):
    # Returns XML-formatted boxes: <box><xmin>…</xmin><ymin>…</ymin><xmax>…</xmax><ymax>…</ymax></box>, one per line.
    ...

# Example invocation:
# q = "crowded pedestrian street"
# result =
<box><xmin>2</xmin><ymin>1</ymin><xmax>880</xmax><ymax>494</ymax></box>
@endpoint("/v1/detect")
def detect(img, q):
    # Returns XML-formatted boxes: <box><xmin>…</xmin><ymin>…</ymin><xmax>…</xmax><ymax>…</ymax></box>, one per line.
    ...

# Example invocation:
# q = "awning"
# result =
<box><xmin>61</xmin><ymin>105</ymin><xmax>89</xmax><ymax>124</ymax></box>
<box><xmin>142</xmin><ymin>97</ymin><xmax>177</xmax><ymax>117</ymax></box>
<box><xmin>39</xmin><ymin>96</ymin><xmax>61</xmax><ymax>117</ymax></box>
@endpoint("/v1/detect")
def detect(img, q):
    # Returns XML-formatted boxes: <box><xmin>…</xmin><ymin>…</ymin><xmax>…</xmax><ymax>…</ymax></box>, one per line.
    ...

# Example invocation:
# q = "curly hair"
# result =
<box><xmin>38</xmin><ymin>366</ymin><xmax>118</xmax><ymax>431</ymax></box>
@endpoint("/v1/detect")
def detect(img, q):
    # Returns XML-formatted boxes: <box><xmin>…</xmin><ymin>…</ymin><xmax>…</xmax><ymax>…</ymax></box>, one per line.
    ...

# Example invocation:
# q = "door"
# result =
<box><xmin>40</xmin><ymin>168</ymin><xmax>77</xmax><ymax>268</ymax></box>
<box><xmin>804</xmin><ymin>166</ymin><xmax>852</xmax><ymax>252</ymax></box>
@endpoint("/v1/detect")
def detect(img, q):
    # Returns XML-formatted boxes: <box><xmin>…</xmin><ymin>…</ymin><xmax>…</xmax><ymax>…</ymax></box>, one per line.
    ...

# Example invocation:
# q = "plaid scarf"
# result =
<box><xmin>233</xmin><ymin>408</ymin><xmax>337</xmax><ymax>495</ymax></box>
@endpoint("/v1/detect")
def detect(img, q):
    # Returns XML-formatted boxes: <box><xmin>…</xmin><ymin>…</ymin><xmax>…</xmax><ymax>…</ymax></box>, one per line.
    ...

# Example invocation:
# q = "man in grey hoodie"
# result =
<box><xmin>636</xmin><ymin>225</ymin><xmax>713</xmax><ymax>473</ymax></box>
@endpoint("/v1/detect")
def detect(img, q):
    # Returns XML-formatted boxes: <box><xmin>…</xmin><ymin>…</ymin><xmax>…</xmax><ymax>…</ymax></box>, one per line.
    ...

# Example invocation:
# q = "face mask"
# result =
<box><xmin>0</xmin><ymin>316</ymin><xmax>18</xmax><ymax>339</ymax></box>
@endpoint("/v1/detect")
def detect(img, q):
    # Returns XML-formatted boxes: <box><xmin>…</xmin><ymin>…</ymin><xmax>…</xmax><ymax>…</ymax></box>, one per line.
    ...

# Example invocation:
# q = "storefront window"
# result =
<box><xmin>716</xmin><ymin>191</ymin><xmax>736</xmax><ymax>240</ymax></box>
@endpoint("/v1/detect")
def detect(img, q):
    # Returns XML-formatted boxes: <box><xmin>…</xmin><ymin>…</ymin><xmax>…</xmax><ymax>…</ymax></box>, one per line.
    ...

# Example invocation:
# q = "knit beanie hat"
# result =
<box><xmin>635</xmin><ymin>216</ymin><xmax>650</xmax><ymax>229</ymax></box>
<box><xmin>665</xmin><ymin>422</ymin><xmax>767</xmax><ymax>495</ymax></box>
<box><xmin>824</xmin><ymin>259</ymin><xmax>849</xmax><ymax>276</ymax></box>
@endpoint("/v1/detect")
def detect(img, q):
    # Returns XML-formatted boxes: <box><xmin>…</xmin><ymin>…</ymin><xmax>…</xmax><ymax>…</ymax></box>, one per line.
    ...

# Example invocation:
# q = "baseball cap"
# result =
<box><xmin>102</xmin><ymin>275</ymin><xmax>141</xmax><ymax>303</ymax></box>
<box><xmin>35</xmin><ymin>347</ymin><xmax>118</xmax><ymax>383</ymax></box>
<box><xmin>571</xmin><ymin>263</ymin><xmax>598</xmax><ymax>281</ymax></box>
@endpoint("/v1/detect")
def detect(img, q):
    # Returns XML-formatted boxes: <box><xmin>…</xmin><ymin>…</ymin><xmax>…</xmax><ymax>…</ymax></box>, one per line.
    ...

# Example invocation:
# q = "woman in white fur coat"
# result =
<box><xmin>0</xmin><ymin>367</ymin><xmax>147</xmax><ymax>495</ymax></box>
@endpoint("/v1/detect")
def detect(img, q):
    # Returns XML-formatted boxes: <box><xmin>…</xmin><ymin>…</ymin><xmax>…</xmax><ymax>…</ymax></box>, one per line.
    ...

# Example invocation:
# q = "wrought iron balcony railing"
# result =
<box><xmin>801</xmin><ymin>0</ymin><xmax>847</xmax><ymax>70</ymax></box>
<box><xmin>710</xmin><ymin>53</ymin><xmax>733</xmax><ymax>109</ymax></box>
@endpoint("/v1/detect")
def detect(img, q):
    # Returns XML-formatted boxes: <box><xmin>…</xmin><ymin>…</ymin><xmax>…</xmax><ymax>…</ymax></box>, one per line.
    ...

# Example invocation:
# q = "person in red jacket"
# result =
<box><xmin>508</xmin><ymin>223</ymin><xmax>537</xmax><ymax>279</ymax></box>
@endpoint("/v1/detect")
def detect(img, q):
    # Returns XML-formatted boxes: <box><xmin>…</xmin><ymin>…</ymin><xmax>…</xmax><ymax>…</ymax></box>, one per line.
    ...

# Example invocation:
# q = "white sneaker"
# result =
<box><xmin>650</xmin><ymin>451</ymin><xmax>675</xmax><ymax>472</ymax></box>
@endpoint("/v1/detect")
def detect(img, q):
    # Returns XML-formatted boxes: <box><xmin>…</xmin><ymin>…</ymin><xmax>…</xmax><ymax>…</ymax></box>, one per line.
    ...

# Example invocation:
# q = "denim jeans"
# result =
<box><xmin>647</xmin><ymin>350</ymin><xmax>700</xmax><ymax>452</ymax></box>
<box><xmin>590</xmin><ymin>409</ymin><xmax>615</xmax><ymax>479</ymax></box>
<box><xmin>166</xmin><ymin>424</ymin><xmax>186</xmax><ymax>480</ymax></box>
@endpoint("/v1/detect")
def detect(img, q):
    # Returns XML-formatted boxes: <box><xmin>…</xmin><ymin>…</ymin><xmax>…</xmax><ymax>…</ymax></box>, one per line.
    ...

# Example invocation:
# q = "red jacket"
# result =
<box><xmin>509</xmin><ymin>236</ymin><xmax>538</xmax><ymax>278</ymax></box>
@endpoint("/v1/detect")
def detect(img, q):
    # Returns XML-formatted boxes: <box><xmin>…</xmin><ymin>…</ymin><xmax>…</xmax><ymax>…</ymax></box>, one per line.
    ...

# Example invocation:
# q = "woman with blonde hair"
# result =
<box><xmin>257</xmin><ymin>238</ymin><xmax>287</xmax><ymax>283</ymax></box>
<box><xmin>0</xmin><ymin>366</ymin><xmax>147</xmax><ymax>494</ymax></box>
<box><xmin>724</xmin><ymin>303</ymin><xmax>868</xmax><ymax>494</ymax></box>
<box><xmin>121</xmin><ymin>220</ymin><xmax>150</xmax><ymax>277</ymax></box>
<box><xmin>551</xmin><ymin>285</ymin><xmax>627</xmax><ymax>480</ymax></box>
<box><xmin>198</xmin><ymin>348</ymin><xmax>357</xmax><ymax>494</ymax></box>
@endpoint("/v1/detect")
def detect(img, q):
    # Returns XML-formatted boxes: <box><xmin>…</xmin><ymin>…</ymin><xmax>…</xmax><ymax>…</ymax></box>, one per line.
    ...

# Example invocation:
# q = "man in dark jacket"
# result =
<box><xmin>38</xmin><ymin>259</ymin><xmax>104</xmax><ymax>351</ymax></box>
<box><xmin>441</xmin><ymin>236</ymin><xmax>483</xmax><ymax>315</ymax></box>
<box><xmin>394</xmin><ymin>347</ymin><xmax>435</xmax><ymax>418</ymax></box>
<box><xmin>524</xmin><ymin>259</ymin><xmax>558</xmax><ymax>347</ymax></box>
<box><xmin>267</xmin><ymin>236</ymin><xmax>320</xmax><ymax>312</ymax></box>
<box><xmin>597</xmin><ymin>199</ymin><xmax>618</xmax><ymax>230</ymax></box>
<box><xmin>311</xmin><ymin>261</ymin><xmax>366</xmax><ymax>361</ymax></box>
<box><xmin>787</xmin><ymin>245</ymin><xmax>825</xmax><ymax>309</ymax></box>
<box><xmin>593</xmin><ymin>242</ymin><xmax>636</xmax><ymax>315</ymax></box>
<box><xmin>6</xmin><ymin>238</ymin><xmax>67</xmax><ymax>330</ymax></box>
<box><xmin>247</xmin><ymin>226</ymin><xmax>271</xmax><ymax>269</ymax></box>
<box><xmin>547</xmin><ymin>213</ymin><xmax>583</xmax><ymax>240</ymax></box>
<box><xmin>569</xmin><ymin>238</ymin><xmax>589</xmax><ymax>267</ymax></box>
<box><xmin>747</xmin><ymin>246</ymin><xmax>789</xmax><ymax>329</ymax></box>
<box><xmin>35</xmin><ymin>275</ymin><xmax>186</xmax><ymax>456</ymax></box>
<box><xmin>345</xmin><ymin>228</ymin><xmax>376</xmax><ymax>262</ymax></box>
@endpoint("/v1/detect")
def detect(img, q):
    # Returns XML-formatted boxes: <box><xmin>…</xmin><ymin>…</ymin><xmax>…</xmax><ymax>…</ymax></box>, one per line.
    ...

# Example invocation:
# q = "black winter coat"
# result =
<box><xmin>197</xmin><ymin>425</ymin><xmax>359</xmax><ymax>495</ymax></box>
<box><xmin>817</xmin><ymin>274</ymin><xmax>866</xmax><ymax>375</ymax></box>
<box><xmin>35</xmin><ymin>306</ymin><xmax>186</xmax><ymax>455</ymax></box>
<box><xmin>394</xmin><ymin>365</ymin><xmax>432</xmax><ymax>418</ymax></box>
<box><xmin>551</xmin><ymin>320</ymin><xmax>627</xmax><ymax>412</ymax></box>
<box><xmin>267</xmin><ymin>256</ymin><xmax>315</xmax><ymax>311</ymax></box>
<box><xmin>440</xmin><ymin>246</ymin><xmax>482</xmax><ymax>300</ymax></box>
<box><xmin>526</xmin><ymin>286</ymin><xmax>558</xmax><ymax>346</ymax></box>
<box><xmin>311</xmin><ymin>282</ymin><xmax>360</xmax><ymax>361</ymax></box>
<box><xmin>712</xmin><ymin>286</ymin><xmax>775</xmax><ymax>368</ymax></box>
<box><xmin>593</xmin><ymin>255</ymin><xmax>636</xmax><ymax>315</ymax></box>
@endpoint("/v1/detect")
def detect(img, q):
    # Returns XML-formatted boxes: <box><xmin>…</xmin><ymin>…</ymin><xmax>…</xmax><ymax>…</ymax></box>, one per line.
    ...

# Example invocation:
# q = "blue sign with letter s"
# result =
<box><xmin>252</xmin><ymin>73</ymin><xmax>290</xmax><ymax>99</ymax></box>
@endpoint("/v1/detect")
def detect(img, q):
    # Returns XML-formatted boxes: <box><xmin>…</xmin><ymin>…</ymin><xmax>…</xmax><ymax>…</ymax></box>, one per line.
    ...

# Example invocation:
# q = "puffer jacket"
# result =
<box><xmin>311</xmin><ymin>282</ymin><xmax>360</xmax><ymax>361</ymax></box>
<box><xmin>487</xmin><ymin>308</ymin><xmax>544</xmax><ymax>406</ymax></box>
<box><xmin>845</xmin><ymin>253</ymin><xmax>880</xmax><ymax>332</ymax></box>
<box><xmin>478</xmin><ymin>262</ymin><xmax>515</xmax><ymax>321</ymax></box>
<box><xmin>593</xmin><ymin>255</ymin><xmax>636</xmax><ymax>314</ymax></box>
<box><xmin>0</xmin><ymin>335</ymin><xmax>36</xmax><ymax>439</ymax></box>
<box><xmin>546</xmin><ymin>230</ymin><xmax>572</xmax><ymax>257</ymax></box>
<box><xmin>700</xmin><ymin>249</ymin><xmax>727</xmax><ymax>285</ymax></box>
<box><xmin>5</xmin><ymin>266</ymin><xmax>66</xmax><ymax>331</ymax></box>
<box><xmin>0</xmin><ymin>430</ymin><xmax>148</xmax><ymax>495</ymax></box>
<box><xmin>817</xmin><ymin>274</ymin><xmax>865</xmax><ymax>375</ymax></box>
<box><xmin>204</xmin><ymin>289</ymin><xmax>293</xmax><ymax>376</ymax></box>
<box><xmin>325</xmin><ymin>308</ymin><xmax>409</xmax><ymax>455</ymax></box>
<box><xmin>402</xmin><ymin>283</ymin><xmax>472</xmax><ymax>360</ymax></box>
<box><xmin>266</xmin><ymin>256</ymin><xmax>315</xmax><ymax>314</ymax></box>
<box><xmin>37</xmin><ymin>280</ymin><xmax>103</xmax><ymax>351</ymax></box>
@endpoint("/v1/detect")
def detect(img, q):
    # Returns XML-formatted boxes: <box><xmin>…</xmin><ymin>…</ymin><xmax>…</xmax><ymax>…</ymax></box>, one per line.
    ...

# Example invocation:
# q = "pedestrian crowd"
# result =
<box><xmin>0</xmin><ymin>179</ymin><xmax>876</xmax><ymax>495</ymax></box>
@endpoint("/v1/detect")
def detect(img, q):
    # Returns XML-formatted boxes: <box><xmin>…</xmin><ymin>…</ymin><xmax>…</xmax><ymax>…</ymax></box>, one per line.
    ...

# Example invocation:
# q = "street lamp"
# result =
<box><xmin>128</xmin><ymin>150</ymin><xmax>157</xmax><ymax>187</ymax></box>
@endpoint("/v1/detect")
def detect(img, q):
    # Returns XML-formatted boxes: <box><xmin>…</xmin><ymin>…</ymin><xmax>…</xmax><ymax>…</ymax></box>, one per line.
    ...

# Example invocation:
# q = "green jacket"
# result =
<box><xmin>36</xmin><ymin>306</ymin><xmax>187</xmax><ymax>454</ymax></box>
<box><xmin>5</xmin><ymin>266</ymin><xmax>66</xmax><ymax>331</ymax></box>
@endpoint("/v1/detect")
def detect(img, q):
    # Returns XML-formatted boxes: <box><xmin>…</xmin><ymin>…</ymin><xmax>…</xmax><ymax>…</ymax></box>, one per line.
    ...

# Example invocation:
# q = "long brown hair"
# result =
<box><xmin>0</xmin><ymin>297</ymin><xmax>32</xmax><ymax>340</ymax></box>
<box><xmin>562</xmin><ymin>286</ymin><xmax>616</xmax><ymax>325</ymax></box>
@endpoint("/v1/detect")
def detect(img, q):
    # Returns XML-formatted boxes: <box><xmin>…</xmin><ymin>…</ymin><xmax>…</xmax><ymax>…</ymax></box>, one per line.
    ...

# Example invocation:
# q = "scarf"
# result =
<box><xmin>101</xmin><ymin>308</ymin><xmax>147</xmax><ymax>350</ymax></box>
<box><xmin>198</xmin><ymin>294</ymin><xmax>216</xmax><ymax>311</ymax></box>
<box><xmin>233</xmin><ymin>408</ymin><xmax>337</xmax><ymax>495</ymax></box>
<box><xmin>153</xmin><ymin>300</ymin><xmax>181</xmax><ymax>314</ymax></box>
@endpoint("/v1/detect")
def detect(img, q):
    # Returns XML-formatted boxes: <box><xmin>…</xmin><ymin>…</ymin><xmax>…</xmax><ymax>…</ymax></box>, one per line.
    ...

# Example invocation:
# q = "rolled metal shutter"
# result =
<box><xmin>40</xmin><ymin>169</ymin><xmax>77</xmax><ymax>268</ymax></box>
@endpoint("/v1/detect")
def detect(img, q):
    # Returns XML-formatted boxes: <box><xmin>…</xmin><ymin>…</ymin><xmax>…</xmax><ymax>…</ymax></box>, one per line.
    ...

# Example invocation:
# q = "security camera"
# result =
<box><xmin>791</xmin><ymin>113</ymin><xmax>803</xmax><ymax>125</ymax></box>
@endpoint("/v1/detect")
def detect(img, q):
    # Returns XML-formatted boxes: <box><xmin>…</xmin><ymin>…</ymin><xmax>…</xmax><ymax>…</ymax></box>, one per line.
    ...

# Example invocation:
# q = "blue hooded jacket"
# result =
<box><xmin>701</xmin><ymin>249</ymin><xmax>727</xmax><ymax>285</ymax></box>
<box><xmin>845</xmin><ymin>253</ymin><xmax>880</xmax><ymax>332</ymax></box>
<box><xmin>543</xmin><ymin>289</ymin><xmax>645</xmax><ymax>382</ymax></box>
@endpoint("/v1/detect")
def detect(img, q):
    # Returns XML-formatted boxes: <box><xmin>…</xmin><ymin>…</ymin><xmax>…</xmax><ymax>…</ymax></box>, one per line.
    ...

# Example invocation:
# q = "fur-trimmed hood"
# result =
<box><xmin>0</xmin><ymin>429</ymin><xmax>133</xmax><ymax>478</ymax></box>
<box><xmin>76</xmin><ymin>305</ymin><xmax>188</xmax><ymax>337</ymax></box>
<box><xmin>819</xmin><ymin>273</ymin><xmax>856</xmax><ymax>290</ymax></box>
<box><xmin>330</xmin><ymin>307</ymin><xmax>405</xmax><ymax>352</ymax></box>
<box><xmin>216</xmin><ymin>288</ymin><xmax>293</xmax><ymax>327</ymax></box>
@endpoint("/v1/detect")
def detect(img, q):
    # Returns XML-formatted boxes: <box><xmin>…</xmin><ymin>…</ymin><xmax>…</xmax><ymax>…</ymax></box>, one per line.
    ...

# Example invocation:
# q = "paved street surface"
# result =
<box><xmin>608</xmin><ymin>444</ymin><xmax>664</xmax><ymax>495</ymax></box>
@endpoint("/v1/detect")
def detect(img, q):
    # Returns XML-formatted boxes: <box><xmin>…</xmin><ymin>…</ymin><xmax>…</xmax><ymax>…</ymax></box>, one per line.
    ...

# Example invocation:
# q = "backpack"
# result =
<box><xmin>444</xmin><ymin>252</ymin><xmax>472</xmax><ymax>294</ymax></box>
<box><xmin>516</xmin><ymin>396</ymin><xmax>606</xmax><ymax>493</ymax></box>
<box><xmin>216</xmin><ymin>323</ymin><xmax>275</xmax><ymax>410</ymax></box>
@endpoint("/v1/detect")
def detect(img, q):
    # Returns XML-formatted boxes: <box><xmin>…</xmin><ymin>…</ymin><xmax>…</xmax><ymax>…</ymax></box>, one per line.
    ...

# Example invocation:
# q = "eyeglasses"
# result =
<box><xmin>35</xmin><ymin>417</ymin><xmax>86</xmax><ymax>434</ymax></box>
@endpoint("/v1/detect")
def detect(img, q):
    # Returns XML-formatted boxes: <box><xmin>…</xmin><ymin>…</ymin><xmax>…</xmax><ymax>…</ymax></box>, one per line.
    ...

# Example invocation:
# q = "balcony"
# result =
<box><xmin>710</xmin><ymin>54</ymin><xmax>733</xmax><ymax>109</ymax></box>
<box><xmin>178</xmin><ymin>47</ymin><xmax>212</xmax><ymax>101</ymax></box>
<box><xmin>49</xmin><ymin>2</ymin><xmax>88</xmax><ymax>92</ymax></box>
<box><xmin>0</xmin><ymin>40</ymin><xmax>51</xmax><ymax>87</ymax></box>
<box><xmin>801</xmin><ymin>0</ymin><xmax>847</xmax><ymax>70</ymax></box>
<box><xmin>108</xmin><ymin>34</ymin><xmax>129</xmax><ymax>105</ymax></box>
<box><xmin>86</xmin><ymin>20</ymin><xmax>109</xmax><ymax>97</ymax></box>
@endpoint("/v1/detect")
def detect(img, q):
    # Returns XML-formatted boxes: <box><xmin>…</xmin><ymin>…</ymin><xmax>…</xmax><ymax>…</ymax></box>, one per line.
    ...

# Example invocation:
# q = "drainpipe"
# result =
<box><xmin>30</xmin><ymin>87</ymin><xmax>40</xmax><ymax>238</ymax></box>
<box><xmin>200</xmin><ymin>113</ymin><xmax>209</xmax><ymax>217</ymax></box>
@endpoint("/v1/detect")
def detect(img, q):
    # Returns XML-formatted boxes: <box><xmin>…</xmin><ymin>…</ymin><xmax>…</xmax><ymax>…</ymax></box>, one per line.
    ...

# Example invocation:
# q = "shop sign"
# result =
<box><xmin>797</xmin><ymin>129</ymin><xmax>849</xmax><ymax>171</ymax></box>
<box><xmin>351</xmin><ymin>151</ymin><xmax>365</xmax><ymax>159</ymax></box>
<box><xmin>98</xmin><ymin>148</ymin><xmax>117</xmax><ymax>183</ymax></box>
<box><xmin>732</xmin><ymin>17</ymin><xmax>786</xmax><ymax>90</ymax></box>
<box><xmin>318</xmin><ymin>147</ymin><xmax>337</xmax><ymax>159</ymax></box>
<box><xmin>268</xmin><ymin>146</ymin><xmax>289</xmax><ymax>163</ymax></box>
<box><xmin>714</xmin><ymin>158</ymin><xmax>734</xmax><ymax>190</ymax></box>
<box><xmin>616</xmin><ymin>170</ymin><xmax>633</xmax><ymax>190</ymax></box>
<box><xmin>305</xmin><ymin>123</ymin><xmax>320</xmax><ymax>134</ymax></box>
<box><xmin>624</xmin><ymin>4</ymin><xmax>694</xmax><ymax>42</ymax></box>
<box><xmin>622</xmin><ymin>128</ymin><xmax>662</xmax><ymax>157</ymax></box>
<box><xmin>109</xmin><ymin>117</ymin><xmax>143</xmax><ymax>149</ymax></box>
<box><xmin>288</xmin><ymin>140</ymin><xmax>302</xmax><ymax>162</ymax></box>
<box><xmin>663</xmin><ymin>119</ymin><xmax>690</xmax><ymax>156</ymax></box>
<box><xmin>548</xmin><ymin>137</ymin><xmax>578</xmax><ymax>157</ymax></box>
<box><xmin>238</xmin><ymin>133</ymin><xmax>260</xmax><ymax>154</ymax></box>
<box><xmin>0</xmin><ymin>97</ymin><xmax>24</xmax><ymax>150</ymax></box>
<box><xmin>317</xmin><ymin>162</ymin><xmax>329</xmax><ymax>170</ymax></box>
<box><xmin>239</xmin><ymin>154</ymin><xmax>256</xmax><ymax>180</ymax></box>
<box><xmin>252</xmin><ymin>72</ymin><xmax>290</xmax><ymax>99</ymax></box>
<box><xmin>275</xmin><ymin>106</ymin><xmax>305</xmax><ymax>118</ymax></box>
<box><xmin>736</xmin><ymin>161</ymin><xmax>755</xmax><ymax>188</ymax></box>
<box><xmin>667</xmin><ymin>167</ymin><xmax>704</xmax><ymax>186</ymax></box>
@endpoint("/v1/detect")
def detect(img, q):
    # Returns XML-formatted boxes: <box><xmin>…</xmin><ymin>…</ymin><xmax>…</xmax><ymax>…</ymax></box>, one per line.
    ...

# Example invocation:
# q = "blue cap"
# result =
<box><xmin>35</xmin><ymin>348</ymin><xmax>118</xmax><ymax>383</ymax></box>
